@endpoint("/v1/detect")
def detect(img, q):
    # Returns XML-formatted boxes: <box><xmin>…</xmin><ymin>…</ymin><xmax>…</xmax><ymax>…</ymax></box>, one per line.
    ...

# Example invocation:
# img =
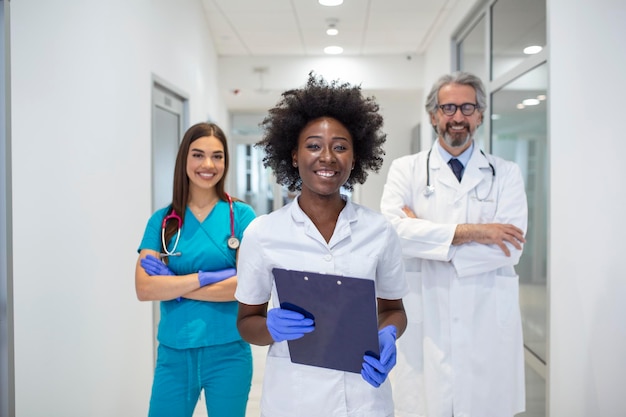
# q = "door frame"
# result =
<box><xmin>150</xmin><ymin>75</ymin><xmax>188</xmax><ymax>364</ymax></box>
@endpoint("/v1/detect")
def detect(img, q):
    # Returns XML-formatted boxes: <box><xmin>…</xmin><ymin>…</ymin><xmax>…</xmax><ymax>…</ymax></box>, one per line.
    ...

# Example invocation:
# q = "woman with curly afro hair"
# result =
<box><xmin>257</xmin><ymin>71</ymin><xmax>387</xmax><ymax>192</ymax></box>
<box><xmin>235</xmin><ymin>73</ymin><xmax>409</xmax><ymax>417</ymax></box>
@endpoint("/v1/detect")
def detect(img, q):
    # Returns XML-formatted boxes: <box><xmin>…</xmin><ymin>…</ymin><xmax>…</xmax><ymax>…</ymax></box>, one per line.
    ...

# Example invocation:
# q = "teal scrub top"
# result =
<box><xmin>138</xmin><ymin>199</ymin><xmax>256</xmax><ymax>349</ymax></box>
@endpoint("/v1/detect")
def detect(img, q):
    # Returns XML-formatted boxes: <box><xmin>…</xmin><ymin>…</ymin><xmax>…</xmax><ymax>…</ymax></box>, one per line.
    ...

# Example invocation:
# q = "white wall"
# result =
<box><xmin>355</xmin><ymin>89</ymin><xmax>421</xmax><ymax>211</ymax></box>
<box><xmin>218</xmin><ymin>55</ymin><xmax>426</xmax><ymax>112</ymax></box>
<box><xmin>10</xmin><ymin>1</ymin><xmax>224</xmax><ymax>415</ymax></box>
<box><xmin>548</xmin><ymin>0</ymin><xmax>626</xmax><ymax>416</ymax></box>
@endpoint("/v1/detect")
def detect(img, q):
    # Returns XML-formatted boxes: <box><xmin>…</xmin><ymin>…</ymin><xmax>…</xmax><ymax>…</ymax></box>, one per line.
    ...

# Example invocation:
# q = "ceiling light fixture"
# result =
<box><xmin>523</xmin><ymin>45</ymin><xmax>543</xmax><ymax>55</ymax></box>
<box><xmin>253</xmin><ymin>67</ymin><xmax>270</xmax><ymax>94</ymax></box>
<box><xmin>326</xmin><ymin>19</ymin><xmax>339</xmax><ymax>36</ymax></box>
<box><xmin>522</xmin><ymin>98</ymin><xmax>541</xmax><ymax>106</ymax></box>
<box><xmin>324</xmin><ymin>45</ymin><xmax>343</xmax><ymax>55</ymax></box>
<box><xmin>319</xmin><ymin>0</ymin><xmax>343</xmax><ymax>6</ymax></box>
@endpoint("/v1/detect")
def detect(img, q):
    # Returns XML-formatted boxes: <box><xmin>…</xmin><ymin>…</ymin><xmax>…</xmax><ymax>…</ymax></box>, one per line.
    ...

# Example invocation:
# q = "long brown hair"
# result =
<box><xmin>162</xmin><ymin>122</ymin><xmax>231</xmax><ymax>253</ymax></box>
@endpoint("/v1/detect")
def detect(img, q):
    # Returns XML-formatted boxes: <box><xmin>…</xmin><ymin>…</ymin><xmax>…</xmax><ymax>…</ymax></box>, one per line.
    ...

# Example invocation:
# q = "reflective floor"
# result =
<box><xmin>517</xmin><ymin>363</ymin><xmax>546</xmax><ymax>417</ymax></box>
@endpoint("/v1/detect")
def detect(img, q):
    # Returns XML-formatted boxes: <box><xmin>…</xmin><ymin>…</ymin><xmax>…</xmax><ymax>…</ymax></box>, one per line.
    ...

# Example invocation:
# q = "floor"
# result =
<box><xmin>517</xmin><ymin>363</ymin><xmax>546</xmax><ymax>417</ymax></box>
<box><xmin>192</xmin><ymin>344</ymin><xmax>545</xmax><ymax>417</ymax></box>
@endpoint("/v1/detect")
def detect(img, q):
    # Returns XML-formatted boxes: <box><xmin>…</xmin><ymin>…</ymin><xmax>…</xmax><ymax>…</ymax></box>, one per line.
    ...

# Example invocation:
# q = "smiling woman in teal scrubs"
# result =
<box><xmin>135</xmin><ymin>122</ymin><xmax>256</xmax><ymax>417</ymax></box>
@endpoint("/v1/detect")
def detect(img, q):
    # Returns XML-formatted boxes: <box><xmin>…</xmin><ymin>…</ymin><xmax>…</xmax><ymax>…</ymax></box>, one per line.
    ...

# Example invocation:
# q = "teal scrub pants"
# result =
<box><xmin>148</xmin><ymin>340</ymin><xmax>252</xmax><ymax>417</ymax></box>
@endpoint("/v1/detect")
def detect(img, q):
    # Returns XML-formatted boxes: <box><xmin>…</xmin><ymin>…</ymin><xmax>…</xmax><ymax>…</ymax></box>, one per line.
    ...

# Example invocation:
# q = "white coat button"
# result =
<box><xmin>324</xmin><ymin>254</ymin><xmax>332</xmax><ymax>262</ymax></box>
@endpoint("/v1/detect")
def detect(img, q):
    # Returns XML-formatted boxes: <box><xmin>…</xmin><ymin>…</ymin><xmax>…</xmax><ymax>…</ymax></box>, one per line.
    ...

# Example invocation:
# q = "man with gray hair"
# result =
<box><xmin>381</xmin><ymin>71</ymin><xmax>528</xmax><ymax>417</ymax></box>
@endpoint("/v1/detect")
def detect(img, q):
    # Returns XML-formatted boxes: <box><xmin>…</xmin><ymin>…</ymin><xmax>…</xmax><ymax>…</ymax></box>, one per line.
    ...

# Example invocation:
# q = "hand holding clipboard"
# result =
<box><xmin>266</xmin><ymin>306</ymin><xmax>315</xmax><ymax>342</ymax></box>
<box><xmin>272</xmin><ymin>268</ymin><xmax>380</xmax><ymax>374</ymax></box>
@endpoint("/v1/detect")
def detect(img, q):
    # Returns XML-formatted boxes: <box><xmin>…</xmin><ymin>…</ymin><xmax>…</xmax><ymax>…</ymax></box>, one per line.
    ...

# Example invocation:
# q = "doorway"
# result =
<box><xmin>150</xmin><ymin>78</ymin><xmax>187</xmax><ymax>363</ymax></box>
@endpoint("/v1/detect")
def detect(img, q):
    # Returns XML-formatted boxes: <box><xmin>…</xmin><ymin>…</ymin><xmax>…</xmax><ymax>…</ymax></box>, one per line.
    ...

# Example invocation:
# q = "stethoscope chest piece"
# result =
<box><xmin>225</xmin><ymin>193</ymin><xmax>239</xmax><ymax>250</ymax></box>
<box><xmin>227</xmin><ymin>236</ymin><xmax>240</xmax><ymax>250</ymax></box>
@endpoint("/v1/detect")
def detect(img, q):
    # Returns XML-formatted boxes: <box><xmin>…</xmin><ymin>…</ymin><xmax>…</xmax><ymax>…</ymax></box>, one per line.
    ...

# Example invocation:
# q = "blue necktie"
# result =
<box><xmin>448</xmin><ymin>158</ymin><xmax>464</xmax><ymax>182</ymax></box>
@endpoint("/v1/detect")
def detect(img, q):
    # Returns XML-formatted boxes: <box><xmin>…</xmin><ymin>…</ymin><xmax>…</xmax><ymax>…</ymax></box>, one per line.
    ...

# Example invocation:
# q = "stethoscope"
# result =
<box><xmin>424</xmin><ymin>147</ymin><xmax>496</xmax><ymax>201</ymax></box>
<box><xmin>160</xmin><ymin>193</ymin><xmax>239</xmax><ymax>259</ymax></box>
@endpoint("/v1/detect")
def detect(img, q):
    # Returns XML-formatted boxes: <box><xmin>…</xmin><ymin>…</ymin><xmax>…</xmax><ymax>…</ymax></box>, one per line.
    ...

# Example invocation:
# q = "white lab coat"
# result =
<box><xmin>380</xmin><ymin>142</ymin><xmax>528</xmax><ymax>417</ymax></box>
<box><xmin>236</xmin><ymin>197</ymin><xmax>409</xmax><ymax>417</ymax></box>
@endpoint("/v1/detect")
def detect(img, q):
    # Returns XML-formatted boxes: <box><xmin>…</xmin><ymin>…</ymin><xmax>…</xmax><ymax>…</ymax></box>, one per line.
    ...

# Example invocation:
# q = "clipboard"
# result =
<box><xmin>272</xmin><ymin>267</ymin><xmax>380</xmax><ymax>373</ymax></box>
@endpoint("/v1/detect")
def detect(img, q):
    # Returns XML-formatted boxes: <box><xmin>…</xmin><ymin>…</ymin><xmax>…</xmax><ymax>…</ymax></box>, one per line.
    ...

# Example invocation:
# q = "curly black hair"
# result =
<box><xmin>256</xmin><ymin>72</ymin><xmax>386</xmax><ymax>191</ymax></box>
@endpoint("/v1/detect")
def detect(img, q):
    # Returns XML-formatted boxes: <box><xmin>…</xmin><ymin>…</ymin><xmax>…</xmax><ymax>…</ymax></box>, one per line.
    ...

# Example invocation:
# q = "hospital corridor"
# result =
<box><xmin>1</xmin><ymin>0</ymin><xmax>625</xmax><ymax>416</ymax></box>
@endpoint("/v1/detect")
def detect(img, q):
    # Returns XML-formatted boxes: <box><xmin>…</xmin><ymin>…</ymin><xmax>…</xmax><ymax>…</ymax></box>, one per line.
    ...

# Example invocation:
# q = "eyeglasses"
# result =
<box><xmin>438</xmin><ymin>103</ymin><xmax>479</xmax><ymax>116</ymax></box>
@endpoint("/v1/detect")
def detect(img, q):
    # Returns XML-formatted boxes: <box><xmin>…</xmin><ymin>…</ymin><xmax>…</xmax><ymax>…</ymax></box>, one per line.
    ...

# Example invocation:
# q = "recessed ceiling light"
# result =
<box><xmin>537</xmin><ymin>94</ymin><xmax>547</xmax><ymax>101</ymax></box>
<box><xmin>516</xmin><ymin>103</ymin><xmax>525</xmax><ymax>109</ymax></box>
<box><xmin>523</xmin><ymin>45</ymin><xmax>543</xmax><ymax>55</ymax></box>
<box><xmin>324</xmin><ymin>45</ymin><xmax>343</xmax><ymax>55</ymax></box>
<box><xmin>319</xmin><ymin>0</ymin><xmax>343</xmax><ymax>5</ymax></box>
<box><xmin>491</xmin><ymin>114</ymin><xmax>501</xmax><ymax>120</ymax></box>
<box><xmin>326</xmin><ymin>18</ymin><xmax>339</xmax><ymax>36</ymax></box>
<box><xmin>522</xmin><ymin>98</ymin><xmax>541</xmax><ymax>106</ymax></box>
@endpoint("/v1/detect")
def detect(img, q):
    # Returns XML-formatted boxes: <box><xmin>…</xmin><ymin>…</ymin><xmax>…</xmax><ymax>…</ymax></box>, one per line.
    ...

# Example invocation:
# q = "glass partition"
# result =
<box><xmin>457</xmin><ymin>14</ymin><xmax>488</xmax><ymax>149</ymax></box>
<box><xmin>456</xmin><ymin>2</ymin><xmax>548</xmax><ymax>415</ymax></box>
<box><xmin>458</xmin><ymin>14</ymin><xmax>487</xmax><ymax>83</ymax></box>
<box><xmin>492</xmin><ymin>63</ymin><xmax>548</xmax><ymax>362</ymax></box>
<box><xmin>491</xmin><ymin>0</ymin><xmax>546</xmax><ymax>80</ymax></box>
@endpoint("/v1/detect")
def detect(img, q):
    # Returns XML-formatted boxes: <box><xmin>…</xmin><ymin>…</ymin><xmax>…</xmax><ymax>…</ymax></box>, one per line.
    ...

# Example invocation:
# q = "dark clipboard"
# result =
<box><xmin>272</xmin><ymin>267</ymin><xmax>380</xmax><ymax>373</ymax></box>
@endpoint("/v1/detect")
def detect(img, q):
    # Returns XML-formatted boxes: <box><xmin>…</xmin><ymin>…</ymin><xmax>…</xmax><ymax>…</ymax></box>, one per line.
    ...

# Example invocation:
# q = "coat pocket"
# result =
<box><xmin>495</xmin><ymin>273</ymin><xmax>520</xmax><ymax>328</ymax></box>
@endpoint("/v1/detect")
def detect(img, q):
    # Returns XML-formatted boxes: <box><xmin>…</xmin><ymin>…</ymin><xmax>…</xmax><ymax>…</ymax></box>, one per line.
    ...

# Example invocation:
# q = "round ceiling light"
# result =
<box><xmin>324</xmin><ymin>45</ymin><xmax>343</xmax><ymax>55</ymax></box>
<box><xmin>319</xmin><ymin>0</ymin><xmax>344</xmax><ymax>6</ymax></box>
<box><xmin>522</xmin><ymin>98</ymin><xmax>541</xmax><ymax>106</ymax></box>
<box><xmin>523</xmin><ymin>45</ymin><xmax>543</xmax><ymax>55</ymax></box>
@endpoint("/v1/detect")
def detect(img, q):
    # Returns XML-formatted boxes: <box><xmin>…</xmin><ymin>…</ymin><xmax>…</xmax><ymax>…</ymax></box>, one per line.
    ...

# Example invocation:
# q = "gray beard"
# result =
<box><xmin>442</xmin><ymin>130</ymin><xmax>471</xmax><ymax>148</ymax></box>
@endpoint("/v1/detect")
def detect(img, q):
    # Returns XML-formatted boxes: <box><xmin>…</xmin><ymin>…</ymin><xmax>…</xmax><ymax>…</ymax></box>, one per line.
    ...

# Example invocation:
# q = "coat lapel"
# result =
<box><xmin>432</xmin><ymin>144</ymin><xmax>493</xmax><ymax>203</ymax></box>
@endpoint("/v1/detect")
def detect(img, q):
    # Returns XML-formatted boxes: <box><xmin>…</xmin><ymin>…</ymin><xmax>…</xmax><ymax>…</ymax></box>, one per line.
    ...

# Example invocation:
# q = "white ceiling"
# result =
<box><xmin>201</xmin><ymin>0</ymin><xmax>457</xmax><ymax>57</ymax></box>
<box><xmin>200</xmin><ymin>0</ymin><xmax>547</xmax><ymax>124</ymax></box>
<box><xmin>201</xmin><ymin>0</ymin><xmax>458</xmax><ymax>113</ymax></box>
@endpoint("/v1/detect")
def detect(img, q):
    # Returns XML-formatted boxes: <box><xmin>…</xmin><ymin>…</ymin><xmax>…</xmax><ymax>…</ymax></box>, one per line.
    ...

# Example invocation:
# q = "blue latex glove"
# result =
<box><xmin>266</xmin><ymin>307</ymin><xmax>315</xmax><ymax>343</ymax></box>
<box><xmin>141</xmin><ymin>254</ymin><xmax>174</xmax><ymax>276</ymax></box>
<box><xmin>140</xmin><ymin>254</ymin><xmax>181</xmax><ymax>301</ymax></box>
<box><xmin>361</xmin><ymin>325</ymin><xmax>397</xmax><ymax>388</ymax></box>
<box><xmin>198</xmin><ymin>268</ymin><xmax>236</xmax><ymax>287</ymax></box>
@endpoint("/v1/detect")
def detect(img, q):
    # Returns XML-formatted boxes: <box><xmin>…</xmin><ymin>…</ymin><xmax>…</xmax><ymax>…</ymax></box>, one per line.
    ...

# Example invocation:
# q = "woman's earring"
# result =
<box><xmin>293</xmin><ymin>162</ymin><xmax>298</xmax><ymax>167</ymax></box>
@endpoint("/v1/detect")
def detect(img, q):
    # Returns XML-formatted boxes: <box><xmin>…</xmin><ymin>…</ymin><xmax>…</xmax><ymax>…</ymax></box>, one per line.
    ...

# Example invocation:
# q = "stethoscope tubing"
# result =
<box><xmin>160</xmin><ymin>193</ymin><xmax>238</xmax><ymax>258</ymax></box>
<box><xmin>424</xmin><ymin>147</ymin><xmax>495</xmax><ymax>200</ymax></box>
